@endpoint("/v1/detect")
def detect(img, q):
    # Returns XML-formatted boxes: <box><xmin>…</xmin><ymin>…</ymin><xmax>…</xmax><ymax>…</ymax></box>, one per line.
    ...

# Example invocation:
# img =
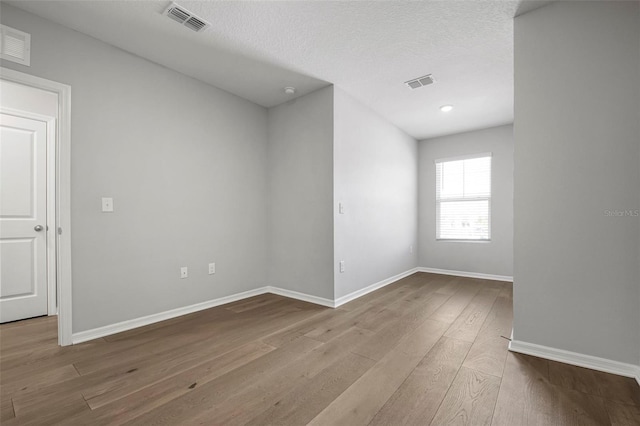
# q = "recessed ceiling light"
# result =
<box><xmin>284</xmin><ymin>87</ymin><xmax>296</xmax><ymax>95</ymax></box>
<box><xmin>439</xmin><ymin>105</ymin><xmax>454</xmax><ymax>112</ymax></box>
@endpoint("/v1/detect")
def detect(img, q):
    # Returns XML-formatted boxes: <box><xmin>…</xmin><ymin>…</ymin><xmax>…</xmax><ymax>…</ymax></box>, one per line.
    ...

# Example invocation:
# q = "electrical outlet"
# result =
<box><xmin>208</xmin><ymin>263</ymin><xmax>215</xmax><ymax>275</ymax></box>
<box><xmin>180</xmin><ymin>267</ymin><xmax>188</xmax><ymax>279</ymax></box>
<box><xmin>339</xmin><ymin>203</ymin><xmax>345</xmax><ymax>214</ymax></box>
<box><xmin>339</xmin><ymin>261</ymin><xmax>345</xmax><ymax>273</ymax></box>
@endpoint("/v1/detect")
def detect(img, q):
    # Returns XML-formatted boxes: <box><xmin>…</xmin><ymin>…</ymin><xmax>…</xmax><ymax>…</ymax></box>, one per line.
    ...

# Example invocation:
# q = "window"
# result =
<box><xmin>436</xmin><ymin>154</ymin><xmax>491</xmax><ymax>241</ymax></box>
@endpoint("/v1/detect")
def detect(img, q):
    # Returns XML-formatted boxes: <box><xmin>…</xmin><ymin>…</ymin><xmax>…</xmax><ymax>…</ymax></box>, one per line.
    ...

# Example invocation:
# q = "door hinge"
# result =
<box><xmin>58</xmin><ymin>227</ymin><xmax>62</xmax><ymax>235</ymax></box>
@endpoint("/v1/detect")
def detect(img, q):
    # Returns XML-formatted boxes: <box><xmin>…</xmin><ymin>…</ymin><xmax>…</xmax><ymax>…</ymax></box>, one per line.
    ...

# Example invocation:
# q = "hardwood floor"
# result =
<box><xmin>1</xmin><ymin>272</ymin><xmax>638</xmax><ymax>425</ymax></box>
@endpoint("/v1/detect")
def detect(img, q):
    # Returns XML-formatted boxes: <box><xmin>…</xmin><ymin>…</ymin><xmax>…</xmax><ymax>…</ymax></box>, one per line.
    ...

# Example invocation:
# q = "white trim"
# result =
<box><xmin>72</xmin><ymin>287</ymin><xmax>271</xmax><ymax>344</ymax></box>
<box><xmin>1</xmin><ymin>68</ymin><xmax>73</xmax><ymax>346</ymax></box>
<box><xmin>72</xmin><ymin>286</ymin><xmax>333</xmax><ymax>344</ymax></box>
<box><xmin>70</xmin><ymin>268</ymin><xmax>425</xmax><ymax>344</ymax></box>
<box><xmin>635</xmin><ymin>366</ymin><xmax>640</xmax><ymax>387</ymax></box>
<box><xmin>509</xmin><ymin>339</ymin><xmax>639</xmax><ymax>380</ymax></box>
<box><xmin>45</xmin><ymin>117</ymin><xmax>57</xmax><ymax>315</ymax></box>
<box><xmin>334</xmin><ymin>268</ymin><xmax>421</xmax><ymax>307</ymax></box>
<box><xmin>418</xmin><ymin>267</ymin><xmax>513</xmax><ymax>282</ymax></box>
<box><xmin>267</xmin><ymin>286</ymin><xmax>335</xmax><ymax>308</ymax></box>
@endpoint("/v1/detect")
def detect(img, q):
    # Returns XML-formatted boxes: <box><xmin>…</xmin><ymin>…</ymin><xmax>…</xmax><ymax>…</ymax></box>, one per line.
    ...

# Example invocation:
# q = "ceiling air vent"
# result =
<box><xmin>0</xmin><ymin>25</ymin><xmax>31</xmax><ymax>66</ymax></box>
<box><xmin>405</xmin><ymin>74</ymin><xmax>435</xmax><ymax>89</ymax></box>
<box><xmin>163</xmin><ymin>2</ymin><xmax>211</xmax><ymax>33</ymax></box>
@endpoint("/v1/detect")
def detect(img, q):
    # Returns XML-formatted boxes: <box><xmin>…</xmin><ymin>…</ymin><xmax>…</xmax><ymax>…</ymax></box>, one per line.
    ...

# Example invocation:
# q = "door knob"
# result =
<box><xmin>34</xmin><ymin>225</ymin><xmax>43</xmax><ymax>232</ymax></box>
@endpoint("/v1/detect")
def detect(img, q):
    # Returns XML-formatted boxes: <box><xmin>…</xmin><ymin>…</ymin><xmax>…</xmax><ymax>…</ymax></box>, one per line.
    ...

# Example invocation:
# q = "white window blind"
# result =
<box><xmin>436</xmin><ymin>154</ymin><xmax>491</xmax><ymax>241</ymax></box>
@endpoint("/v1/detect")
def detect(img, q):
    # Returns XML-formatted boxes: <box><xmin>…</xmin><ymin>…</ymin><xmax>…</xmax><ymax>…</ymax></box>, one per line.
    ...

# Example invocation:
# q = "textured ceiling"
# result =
<box><xmin>8</xmin><ymin>1</ymin><xmax>544</xmax><ymax>140</ymax></box>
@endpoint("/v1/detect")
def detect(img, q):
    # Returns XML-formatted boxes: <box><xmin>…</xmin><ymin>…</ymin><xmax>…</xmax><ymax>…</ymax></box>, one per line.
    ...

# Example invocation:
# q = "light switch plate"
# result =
<box><xmin>102</xmin><ymin>197</ymin><xmax>114</xmax><ymax>212</ymax></box>
<box><xmin>180</xmin><ymin>267</ymin><xmax>188</xmax><ymax>279</ymax></box>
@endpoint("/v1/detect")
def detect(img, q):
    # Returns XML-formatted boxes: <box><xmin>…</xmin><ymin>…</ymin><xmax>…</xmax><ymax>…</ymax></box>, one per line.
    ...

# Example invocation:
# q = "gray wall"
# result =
<box><xmin>267</xmin><ymin>87</ymin><xmax>335</xmax><ymax>299</ymax></box>
<box><xmin>418</xmin><ymin>125</ymin><xmax>514</xmax><ymax>277</ymax></box>
<box><xmin>333</xmin><ymin>88</ymin><xmax>418</xmax><ymax>299</ymax></box>
<box><xmin>514</xmin><ymin>1</ymin><xmax>640</xmax><ymax>364</ymax></box>
<box><xmin>1</xmin><ymin>5</ymin><xmax>269</xmax><ymax>333</ymax></box>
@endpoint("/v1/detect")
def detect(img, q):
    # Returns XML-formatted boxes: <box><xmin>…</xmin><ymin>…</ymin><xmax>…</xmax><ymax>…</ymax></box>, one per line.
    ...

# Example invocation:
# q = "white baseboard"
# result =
<box><xmin>509</xmin><ymin>339</ymin><xmax>640</xmax><ymax>382</ymax></box>
<box><xmin>72</xmin><ymin>267</ymin><xmax>423</xmax><ymax>344</ymax></box>
<box><xmin>334</xmin><ymin>267</ymin><xmax>421</xmax><ymax>307</ymax></box>
<box><xmin>267</xmin><ymin>286</ymin><xmax>335</xmax><ymax>308</ymax></box>
<box><xmin>72</xmin><ymin>287</ymin><xmax>270</xmax><ymax>344</ymax></box>
<box><xmin>72</xmin><ymin>285</ymin><xmax>334</xmax><ymax>344</ymax></box>
<box><xmin>418</xmin><ymin>267</ymin><xmax>513</xmax><ymax>282</ymax></box>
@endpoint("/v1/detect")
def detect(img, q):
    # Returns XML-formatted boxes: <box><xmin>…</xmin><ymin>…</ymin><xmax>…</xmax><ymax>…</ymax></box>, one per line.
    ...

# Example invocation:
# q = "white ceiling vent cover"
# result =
<box><xmin>163</xmin><ymin>3</ymin><xmax>210</xmax><ymax>33</ymax></box>
<box><xmin>0</xmin><ymin>25</ymin><xmax>31</xmax><ymax>66</ymax></box>
<box><xmin>405</xmin><ymin>74</ymin><xmax>435</xmax><ymax>89</ymax></box>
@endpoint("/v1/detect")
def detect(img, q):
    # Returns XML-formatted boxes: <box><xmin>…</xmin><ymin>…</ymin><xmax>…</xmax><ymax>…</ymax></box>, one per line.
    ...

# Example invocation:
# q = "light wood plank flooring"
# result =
<box><xmin>1</xmin><ymin>273</ymin><xmax>639</xmax><ymax>425</ymax></box>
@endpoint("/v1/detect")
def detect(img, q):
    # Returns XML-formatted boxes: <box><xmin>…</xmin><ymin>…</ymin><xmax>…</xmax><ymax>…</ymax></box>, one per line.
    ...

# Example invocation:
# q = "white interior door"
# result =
<box><xmin>0</xmin><ymin>112</ymin><xmax>48</xmax><ymax>322</ymax></box>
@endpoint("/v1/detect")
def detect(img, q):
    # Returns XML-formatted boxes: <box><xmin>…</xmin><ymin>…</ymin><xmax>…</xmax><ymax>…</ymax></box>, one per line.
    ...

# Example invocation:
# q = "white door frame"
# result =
<box><xmin>1</xmin><ymin>67</ymin><xmax>73</xmax><ymax>346</ymax></box>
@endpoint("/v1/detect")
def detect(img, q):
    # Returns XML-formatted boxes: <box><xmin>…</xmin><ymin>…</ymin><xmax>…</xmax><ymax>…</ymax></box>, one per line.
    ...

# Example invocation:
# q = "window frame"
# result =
<box><xmin>435</xmin><ymin>152</ymin><xmax>492</xmax><ymax>242</ymax></box>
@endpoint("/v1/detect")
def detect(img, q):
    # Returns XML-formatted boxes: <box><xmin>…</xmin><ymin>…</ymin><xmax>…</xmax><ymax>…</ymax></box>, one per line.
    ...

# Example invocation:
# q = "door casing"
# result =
<box><xmin>1</xmin><ymin>67</ymin><xmax>72</xmax><ymax>346</ymax></box>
